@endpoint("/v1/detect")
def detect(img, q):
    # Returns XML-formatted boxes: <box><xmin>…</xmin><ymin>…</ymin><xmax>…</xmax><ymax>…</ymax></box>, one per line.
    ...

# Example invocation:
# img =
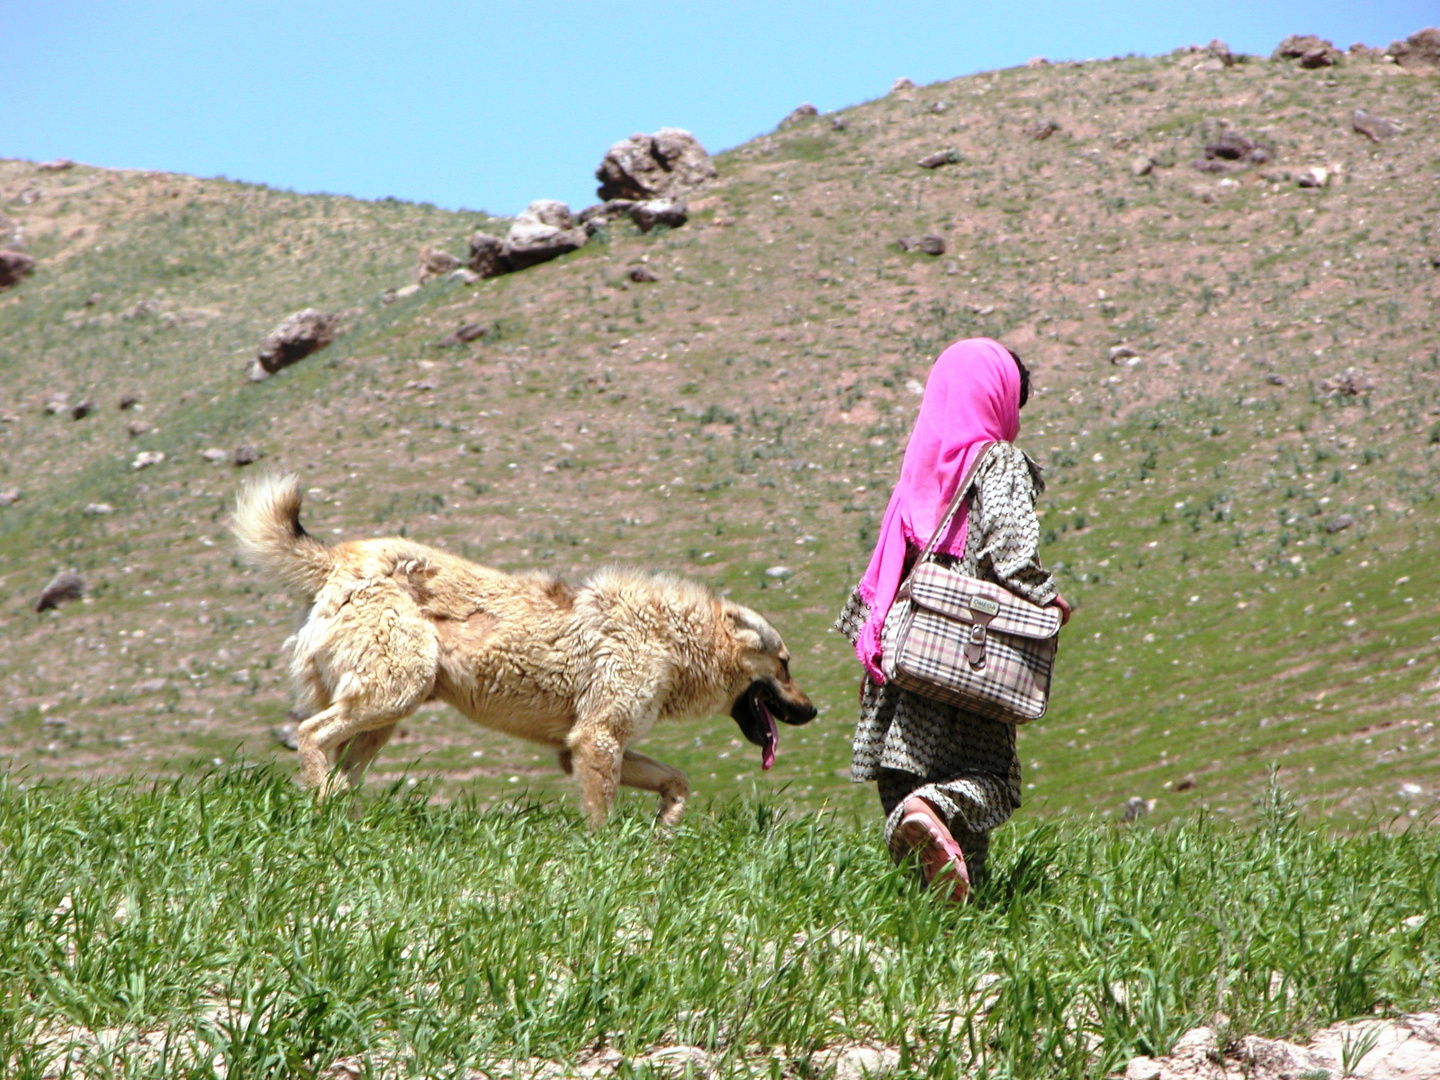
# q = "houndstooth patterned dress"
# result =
<box><xmin>835</xmin><ymin>442</ymin><xmax>1057</xmax><ymax>878</ymax></box>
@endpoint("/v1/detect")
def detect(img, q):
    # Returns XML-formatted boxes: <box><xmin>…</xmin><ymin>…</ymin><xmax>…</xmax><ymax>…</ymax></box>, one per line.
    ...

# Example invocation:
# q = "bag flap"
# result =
<box><xmin>907</xmin><ymin>564</ymin><xmax>1062</xmax><ymax>639</ymax></box>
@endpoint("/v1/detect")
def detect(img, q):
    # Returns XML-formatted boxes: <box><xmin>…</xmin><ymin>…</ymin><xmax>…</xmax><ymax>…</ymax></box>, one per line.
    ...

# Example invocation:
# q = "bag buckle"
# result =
<box><xmin>965</xmin><ymin>598</ymin><xmax>997</xmax><ymax>668</ymax></box>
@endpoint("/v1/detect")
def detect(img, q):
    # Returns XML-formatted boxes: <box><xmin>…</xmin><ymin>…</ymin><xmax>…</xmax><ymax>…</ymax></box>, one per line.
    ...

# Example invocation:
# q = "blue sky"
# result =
<box><xmin>3</xmin><ymin>2</ymin><xmax>1431</xmax><ymax>216</ymax></box>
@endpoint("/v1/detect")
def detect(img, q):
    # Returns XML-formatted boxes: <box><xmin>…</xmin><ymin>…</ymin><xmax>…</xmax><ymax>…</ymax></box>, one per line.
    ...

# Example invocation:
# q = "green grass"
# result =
<box><xmin>2</xmin><ymin>769</ymin><xmax>1438</xmax><ymax>1078</ymax></box>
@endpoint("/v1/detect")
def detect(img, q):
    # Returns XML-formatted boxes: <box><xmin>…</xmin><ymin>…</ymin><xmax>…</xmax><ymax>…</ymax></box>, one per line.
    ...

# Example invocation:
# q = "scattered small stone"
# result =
<box><xmin>466</xmin><ymin>232</ymin><xmax>510</xmax><ymax>278</ymax></box>
<box><xmin>916</xmin><ymin>234</ymin><xmax>946</xmax><ymax>255</ymax></box>
<box><xmin>595</xmin><ymin>128</ymin><xmax>716</xmax><ymax>202</ymax></box>
<box><xmin>0</xmin><ymin>488</ymin><xmax>20</xmax><ymax>506</ymax></box>
<box><xmin>1203</xmin><ymin>130</ymin><xmax>1273</xmax><ymax>164</ymax></box>
<box><xmin>779</xmin><ymin>102</ymin><xmax>818</xmax><ymax>127</ymax></box>
<box><xmin>37</xmin><ymin>158</ymin><xmax>76</xmax><ymax>172</ymax></box>
<box><xmin>1175</xmin><ymin>775</ymin><xmax>1197</xmax><ymax>792</ymax></box>
<box><xmin>448</xmin><ymin>267</ymin><xmax>481</xmax><ymax>285</ymax></box>
<box><xmin>84</xmin><ymin>292</ymin><xmax>102</xmax><ymax>306</ymax></box>
<box><xmin>1319</xmin><ymin>368</ymin><xmax>1372</xmax><ymax>395</ymax></box>
<box><xmin>890</xmin><ymin>77</ymin><xmax>916</xmax><ymax>92</ymax></box>
<box><xmin>132</xmin><ymin>450</ymin><xmax>165</xmax><ymax>470</ymax></box>
<box><xmin>1325</xmin><ymin>514</ymin><xmax>1357</xmax><ymax>534</ymax></box>
<box><xmin>1265</xmin><ymin>373</ymin><xmax>1286</xmax><ymax>386</ymax></box>
<box><xmin>830</xmin><ymin>115</ymin><xmax>847</xmax><ymax>131</ymax></box>
<box><xmin>232</xmin><ymin>445</ymin><xmax>260</xmax><ymax>467</ymax></box>
<box><xmin>201</xmin><ymin>448</ymin><xmax>228</xmax><ymax>464</ymax></box>
<box><xmin>436</xmin><ymin>322</ymin><xmax>488</xmax><ymax>346</ymax></box>
<box><xmin>1352</xmin><ymin>107</ymin><xmax>1400</xmax><ymax>143</ymax></box>
<box><xmin>1273</xmin><ymin>33</ymin><xmax>1341</xmax><ymax>68</ymax></box>
<box><xmin>628</xmin><ymin>264</ymin><xmax>660</xmax><ymax>283</ymax></box>
<box><xmin>1123</xmin><ymin>1058</ymin><xmax>1162</xmax><ymax>1080</ymax></box>
<box><xmin>414</xmin><ymin>245</ymin><xmax>462</xmax><ymax>284</ymax></box>
<box><xmin>917</xmin><ymin>149</ymin><xmax>960</xmax><ymax>169</ymax></box>
<box><xmin>36</xmin><ymin>571</ymin><xmax>85</xmax><ymax>612</ymax></box>
<box><xmin>765</xmin><ymin>566</ymin><xmax>793</xmax><ymax>580</ymax></box>
<box><xmin>1387</xmin><ymin>27</ymin><xmax>1440</xmax><ymax>73</ymax></box>
<box><xmin>69</xmin><ymin>399</ymin><xmax>94</xmax><ymax>420</ymax></box>
<box><xmin>944</xmin><ymin>260</ymin><xmax>959</xmax><ymax>275</ymax></box>
<box><xmin>84</xmin><ymin>502</ymin><xmax>114</xmax><ymax>515</ymax></box>
<box><xmin>271</xmin><ymin>723</ymin><xmax>299</xmax><ymax>750</ymax></box>
<box><xmin>1130</xmin><ymin>155</ymin><xmax>1155</xmax><ymax>177</ymax></box>
<box><xmin>44</xmin><ymin>393</ymin><xmax>70</xmax><ymax>415</ymax></box>
<box><xmin>127</xmin><ymin>420</ymin><xmax>151</xmax><ymax>438</ymax></box>
<box><xmin>929</xmin><ymin>100</ymin><xmax>950</xmax><ymax>114</ymax></box>
<box><xmin>0</xmin><ymin>249</ymin><xmax>37</xmax><ymax>289</ymax></box>
<box><xmin>1109</xmin><ymin>345</ymin><xmax>1139</xmax><ymax>363</ymax></box>
<box><xmin>1119</xmin><ymin>796</ymin><xmax>1156</xmax><ymax>823</ymax></box>
<box><xmin>630</xmin><ymin>198</ymin><xmax>687</xmax><ymax>233</ymax></box>
<box><xmin>118</xmin><ymin>393</ymin><xmax>140</xmax><ymax>410</ymax></box>
<box><xmin>1297</xmin><ymin>165</ymin><xmax>1329</xmax><ymax>188</ymax></box>
<box><xmin>134</xmin><ymin>678</ymin><xmax>168</xmax><ymax>694</ymax></box>
<box><xmin>246</xmin><ymin>309</ymin><xmax>340</xmax><ymax>381</ymax></box>
<box><xmin>1024</xmin><ymin>118</ymin><xmax>1061</xmax><ymax>140</ymax></box>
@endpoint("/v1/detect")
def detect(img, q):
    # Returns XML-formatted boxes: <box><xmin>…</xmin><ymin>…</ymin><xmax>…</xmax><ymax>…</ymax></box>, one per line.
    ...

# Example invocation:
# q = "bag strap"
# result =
<box><xmin>916</xmin><ymin>441</ymin><xmax>996</xmax><ymax>564</ymax></box>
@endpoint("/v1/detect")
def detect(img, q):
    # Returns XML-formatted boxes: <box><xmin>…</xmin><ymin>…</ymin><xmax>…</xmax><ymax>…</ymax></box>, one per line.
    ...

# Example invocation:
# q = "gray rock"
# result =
<box><xmin>504</xmin><ymin>200</ymin><xmax>588</xmax><ymax>270</ymax></box>
<box><xmin>83</xmin><ymin>502</ymin><xmax>114</xmax><ymax>515</ymax></box>
<box><xmin>830</xmin><ymin>115</ymin><xmax>848</xmax><ymax>131</ymax></box>
<box><xmin>1297</xmin><ymin>166</ymin><xmax>1330</xmax><ymax>188</ymax></box>
<box><xmin>0</xmin><ymin>488</ymin><xmax>20</xmax><ymax>506</ymax></box>
<box><xmin>577</xmin><ymin>199</ymin><xmax>636</xmax><ymax>230</ymax></box>
<box><xmin>131</xmin><ymin>450</ymin><xmax>165</xmax><ymax>470</ymax></box>
<box><xmin>1319</xmin><ymin>367</ymin><xmax>1371</xmax><ymax>395</ymax></box>
<box><xmin>1205</xmin><ymin>39</ymin><xmax>1237</xmax><ymax>65</ymax></box>
<box><xmin>630</xmin><ymin>199</ymin><xmax>687</xmax><ymax>233</ymax></box>
<box><xmin>415</xmin><ymin>245</ymin><xmax>461</xmax><ymax>283</ymax></box>
<box><xmin>436</xmin><ymin>322</ymin><xmax>488</xmax><ymax>346</ymax></box>
<box><xmin>1203</xmin><ymin>130</ymin><xmax>1272</xmax><ymax>164</ymax></box>
<box><xmin>1119</xmin><ymin>796</ymin><xmax>1155</xmax><ymax>823</ymax></box>
<box><xmin>0</xmin><ymin>249</ymin><xmax>36</xmax><ymax>289</ymax></box>
<box><xmin>890</xmin><ymin>77</ymin><xmax>916</xmax><ymax>92</ymax></box>
<box><xmin>1130</xmin><ymin>155</ymin><xmax>1155</xmax><ymax>177</ymax></box>
<box><xmin>466</xmin><ymin>232</ymin><xmax>510</xmax><ymax>278</ymax></box>
<box><xmin>36</xmin><ymin>571</ymin><xmax>85</xmax><ymax>612</ymax></box>
<box><xmin>69</xmin><ymin>399</ymin><xmax>94</xmax><ymax>420</ymax></box>
<box><xmin>1387</xmin><ymin>27</ymin><xmax>1440</xmax><ymax>73</ymax></box>
<box><xmin>917</xmin><ymin>149</ymin><xmax>960</xmax><ymax>169</ymax></box>
<box><xmin>232</xmin><ymin>445</ymin><xmax>260</xmax><ymax>467</ymax></box>
<box><xmin>1325</xmin><ymin>514</ymin><xmax>1357</xmax><ymax>534</ymax></box>
<box><xmin>628</xmin><ymin>265</ymin><xmax>660</xmax><ymax>283</ymax></box>
<box><xmin>246</xmin><ymin>309</ymin><xmax>339</xmax><ymax>381</ymax></box>
<box><xmin>1273</xmin><ymin>33</ymin><xmax>1341</xmax><ymax>67</ymax></box>
<box><xmin>1352</xmin><ymin>108</ymin><xmax>1400</xmax><ymax>143</ymax></box>
<box><xmin>271</xmin><ymin>722</ymin><xmax>299</xmax><ymax>750</ymax></box>
<box><xmin>201</xmin><ymin>448</ymin><xmax>228</xmax><ymax>464</ymax></box>
<box><xmin>595</xmin><ymin>128</ymin><xmax>716</xmax><ymax>202</ymax></box>
<box><xmin>37</xmin><ymin>158</ymin><xmax>75</xmax><ymax>172</ymax></box>
<box><xmin>44</xmin><ymin>393</ymin><xmax>70</xmax><ymax>415</ymax></box>
<box><xmin>1025</xmin><ymin>118</ymin><xmax>1061</xmax><ymax>140</ymax></box>
<box><xmin>916</xmin><ymin>234</ymin><xmax>946</xmax><ymax>255</ymax></box>
<box><xmin>118</xmin><ymin>393</ymin><xmax>140</xmax><ymax>410</ymax></box>
<box><xmin>779</xmin><ymin>102</ymin><xmax>818</xmax><ymax>127</ymax></box>
<box><xmin>1109</xmin><ymin>345</ymin><xmax>1139</xmax><ymax>363</ymax></box>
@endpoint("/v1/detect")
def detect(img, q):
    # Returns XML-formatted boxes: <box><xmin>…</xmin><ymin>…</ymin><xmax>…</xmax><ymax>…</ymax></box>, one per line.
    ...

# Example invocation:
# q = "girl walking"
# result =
<box><xmin>835</xmin><ymin>338</ymin><xmax>1070</xmax><ymax>901</ymax></box>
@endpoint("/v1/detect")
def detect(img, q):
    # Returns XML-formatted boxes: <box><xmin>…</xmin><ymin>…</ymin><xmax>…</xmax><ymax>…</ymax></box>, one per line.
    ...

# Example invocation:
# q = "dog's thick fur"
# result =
<box><xmin>233</xmin><ymin>475</ymin><xmax>815</xmax><ymax>825</ymax></box>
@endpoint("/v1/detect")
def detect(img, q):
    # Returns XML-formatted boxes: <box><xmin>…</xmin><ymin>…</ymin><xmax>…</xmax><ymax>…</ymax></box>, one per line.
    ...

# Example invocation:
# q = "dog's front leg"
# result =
<box><xmin>568</xmin><ymin>726</ymin><xmax>624</xmax><ymax>829</ymax></box>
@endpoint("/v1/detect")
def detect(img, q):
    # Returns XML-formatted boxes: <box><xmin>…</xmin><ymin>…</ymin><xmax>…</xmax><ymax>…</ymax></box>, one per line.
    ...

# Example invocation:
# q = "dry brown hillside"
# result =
<box><xmin>1</xmin><ymin>42</ymin><xmax>1438</xmax><ymax>824</ymax></box>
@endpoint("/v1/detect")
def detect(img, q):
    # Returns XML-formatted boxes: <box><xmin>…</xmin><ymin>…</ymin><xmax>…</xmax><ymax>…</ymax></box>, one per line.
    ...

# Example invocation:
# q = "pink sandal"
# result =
<box><xmin>895</xmin><ymin>797</ymin><xmax>971</xmax><ymax>903</ymax></box>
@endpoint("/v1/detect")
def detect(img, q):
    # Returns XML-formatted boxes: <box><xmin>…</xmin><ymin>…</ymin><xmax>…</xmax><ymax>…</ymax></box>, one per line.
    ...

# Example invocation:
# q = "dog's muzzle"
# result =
<box><xmin>730</xmin><ymin>679</ymin><xmax>816</xmax><ymax>771</ymax></box>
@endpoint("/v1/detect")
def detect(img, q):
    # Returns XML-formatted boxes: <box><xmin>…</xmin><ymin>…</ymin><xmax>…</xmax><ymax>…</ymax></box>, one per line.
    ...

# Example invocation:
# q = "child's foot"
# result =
<box><xmin>895</xmin><ymin>796</ymin><xmax>970</xmax><ymax>903</ymax></box>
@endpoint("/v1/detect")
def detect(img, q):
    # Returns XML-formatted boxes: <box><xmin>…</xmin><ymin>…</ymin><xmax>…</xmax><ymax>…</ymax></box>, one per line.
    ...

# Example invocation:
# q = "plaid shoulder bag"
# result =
<box><xmin>881</xmin><ymin>442</ymin><xmax>1062</xmax><ymax>724</ymax></box>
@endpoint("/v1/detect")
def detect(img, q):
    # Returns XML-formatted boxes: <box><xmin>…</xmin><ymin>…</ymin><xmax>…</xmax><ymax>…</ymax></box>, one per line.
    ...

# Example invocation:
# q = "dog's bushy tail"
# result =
<box><xmin>232</xmin><ymin>474</ymin><xmax>333</xmax><ymax>596</ymax></box>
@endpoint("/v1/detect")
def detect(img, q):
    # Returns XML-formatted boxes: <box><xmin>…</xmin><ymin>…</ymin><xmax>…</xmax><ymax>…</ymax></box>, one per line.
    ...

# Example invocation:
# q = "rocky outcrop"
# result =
<box><xmin>466</xmin><ymin>232</ymin><xmax>509</xmax><ymax>278</ymax></box>
<box><xmin>595</xmin><ymin>129</ymin><xmax>716</xmax><ymax>202</ymax></box>
<box><xmin>1024</xmin><ymin>119</ymin><xmax>1061</xmax><ymax>140</ymax></box>
<box><xmin>1272</xmin><ymin>34</ymin><xmax>1341</xmax><ymax>67</ymax></box>
<box><xmin>1388</xmin><ymin>28</ymin><xmax>1440</xmax><ymax>73</ymax></box>
<box><xmin>918</xmin><ymin>149</ymin><xmax>960</xmax><ymax>169</ymax></box>
<box><xmin>1352</xmin><ymin>108</ymin><xmax>1401</xmax><ymax>142</ymax></box>
<box><xmin>779</xmin><ymin>103</ymin><xmax>818</xmax><ymax>127</ymax></box>
<box><xmin>246</xmin><ymin>309</ymin><xmax>340</xmax><ymax>381</ymax></box>
<box><xmin>504</xmin><ymin>200</ymin><xmax>587</xmax><ymax>270</ymax></box>
<box><xmin>0</xmin><ymin>249</ymin><xmax>36</xmax><ymax>289</ymax></box>
<box><xmin>1192</xmin><ymin>130</ymin><xmax>1273</xmax><ymax>172</ymax></box>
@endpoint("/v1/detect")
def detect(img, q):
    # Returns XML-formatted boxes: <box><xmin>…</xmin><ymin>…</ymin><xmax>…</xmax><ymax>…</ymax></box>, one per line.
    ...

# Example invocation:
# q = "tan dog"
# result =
<box><xmin>232</xmin><ymin>475</ymin><xmax>816</xmax><ymax>825</ymax></box>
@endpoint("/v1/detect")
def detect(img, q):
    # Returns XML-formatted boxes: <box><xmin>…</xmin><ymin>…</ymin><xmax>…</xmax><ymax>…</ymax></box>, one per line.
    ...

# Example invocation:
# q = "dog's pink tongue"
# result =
<box><xmin>760</xmin><ymin>701</ymin><xmax>778</xmax><ymax>771</ymax></box>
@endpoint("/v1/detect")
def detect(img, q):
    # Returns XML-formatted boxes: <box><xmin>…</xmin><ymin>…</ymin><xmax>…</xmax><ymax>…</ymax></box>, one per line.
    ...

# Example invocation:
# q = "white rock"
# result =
<box><xmin>83</xmin><ymin>502</ymin><xmax>114</xmax><ymax>515</ymax></box>
<box><xmin>1123</xmin><ymin>1057</ymin><xmax>1162</xmax><ymax>1080</ymax></box>
<box><xmin>765</xmin><ymin>566</ymin><xmax>793</xmax><ymax>580</ymax></box>
<box><xmin>201</xmin><ymin>448</ymin><xmax>228</xmax><ymax>463</ymax></box>
<box><xmin>132</xmin><ymin>451</ymin><xmax>165</xmax><ymax>470</ymax></box>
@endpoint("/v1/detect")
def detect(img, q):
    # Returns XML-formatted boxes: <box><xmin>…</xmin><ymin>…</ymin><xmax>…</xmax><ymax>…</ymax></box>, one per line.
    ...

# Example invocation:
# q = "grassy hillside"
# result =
<box><xmin>3</xmin><ymin>769</ymin><xmax>1438</xmax><ymax>1078</ymax></box>
<box><xmin>1</xmin><ymin>46</ymin><xmax>1438</xmax><ymax>825</ymax></box>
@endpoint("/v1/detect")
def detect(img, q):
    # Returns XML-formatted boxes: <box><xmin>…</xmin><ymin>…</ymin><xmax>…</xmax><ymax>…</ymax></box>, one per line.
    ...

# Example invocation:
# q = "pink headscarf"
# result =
<box><xmin>854</xmin><ymin>338</ymin><xmax>1021</xmax><ymax>682</ymax></box>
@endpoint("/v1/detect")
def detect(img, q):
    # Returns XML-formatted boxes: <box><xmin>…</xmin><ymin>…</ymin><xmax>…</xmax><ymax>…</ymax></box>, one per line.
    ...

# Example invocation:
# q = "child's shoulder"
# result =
<box><xmin>980</xmin><ymin>441</ymin><xmax>1046</xmax><ymax>494</ymax></box>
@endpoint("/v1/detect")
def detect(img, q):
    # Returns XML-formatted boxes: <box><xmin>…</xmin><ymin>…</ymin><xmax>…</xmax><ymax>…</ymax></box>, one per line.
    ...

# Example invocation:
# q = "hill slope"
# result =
<box><xmin>2</xmin><ymin>45</ymin><xmax>1438</xmax><ymax>824</ymax></box>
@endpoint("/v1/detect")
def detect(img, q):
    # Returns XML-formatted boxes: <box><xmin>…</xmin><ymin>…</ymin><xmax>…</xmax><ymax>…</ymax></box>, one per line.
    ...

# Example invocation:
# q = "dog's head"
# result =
<box><xmin>722</xmin><ymin>602</ymin><xmax>817</xmax><ymax>771</ymax></box>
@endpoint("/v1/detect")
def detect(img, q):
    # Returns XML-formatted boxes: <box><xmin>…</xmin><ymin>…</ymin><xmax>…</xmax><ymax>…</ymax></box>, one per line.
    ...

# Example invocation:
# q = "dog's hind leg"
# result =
<box><xmin>619</xmin><ymin>749</ymin><xmax>690</xmax><ymax>828</ymax></box>
<box><xmin>336</xmin><ymin>725</ymin><xmax>398</xmax><ymax>791</ymax></box>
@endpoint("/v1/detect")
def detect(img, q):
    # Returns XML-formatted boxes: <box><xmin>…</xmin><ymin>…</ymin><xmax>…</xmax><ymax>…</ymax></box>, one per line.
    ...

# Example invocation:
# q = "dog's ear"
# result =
<box><xmin>724</xmin><ymin>602</ymin><xmax>780</xmax><ymax>653</ymax></box>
